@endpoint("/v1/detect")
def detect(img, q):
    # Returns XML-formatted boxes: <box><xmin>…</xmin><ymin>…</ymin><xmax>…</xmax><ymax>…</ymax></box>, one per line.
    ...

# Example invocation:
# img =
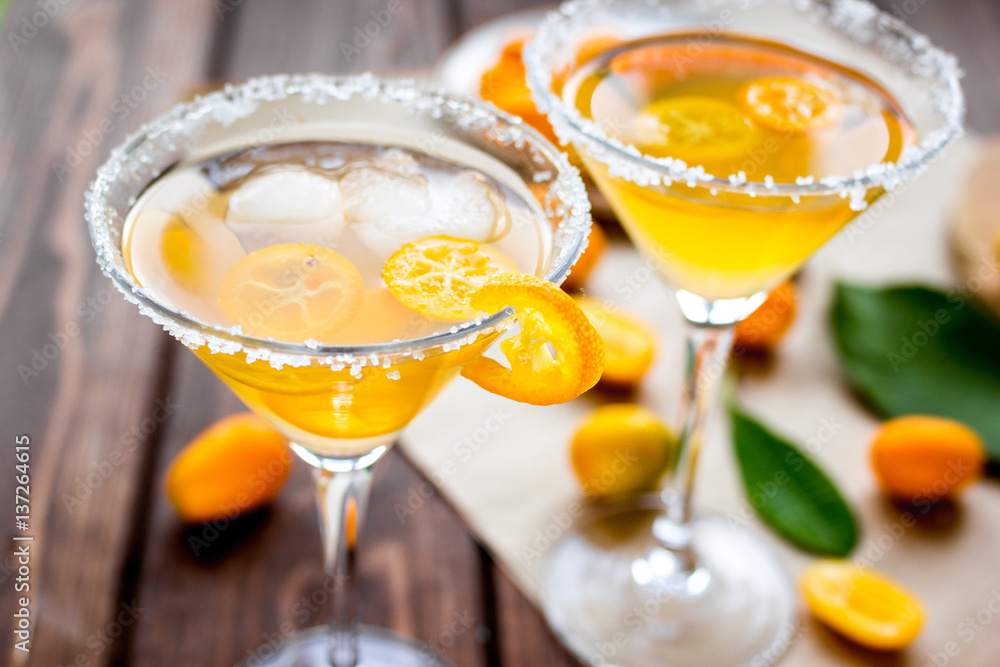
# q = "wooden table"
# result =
<box><xmin>0</xmin><ymin>1</ymin><xmax>996</xmax><ymax>665</ymax></box>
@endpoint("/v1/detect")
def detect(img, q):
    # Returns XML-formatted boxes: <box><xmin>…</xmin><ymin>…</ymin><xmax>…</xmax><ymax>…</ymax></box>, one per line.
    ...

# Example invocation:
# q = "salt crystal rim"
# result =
<box><xmin>524</xmin><ymin>0</ymin><xmax>965</xmax><ymax>209</ymax></box>
<box><xmin>85</xmin><ymin>73</ymin><xmax>592</xmax><ymax>370</ymax></box>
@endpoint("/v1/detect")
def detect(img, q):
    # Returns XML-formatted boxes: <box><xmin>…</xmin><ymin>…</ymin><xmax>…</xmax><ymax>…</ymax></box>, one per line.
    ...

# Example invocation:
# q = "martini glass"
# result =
<box><xmin>525</xmin><ymin>1</ymin><xmax>963</xmax><ymax>665</ymax></box>
<box><xmin>85</xmin><ymin>74</ymin><xmax>591</xmax><ymax>667</ymax></box>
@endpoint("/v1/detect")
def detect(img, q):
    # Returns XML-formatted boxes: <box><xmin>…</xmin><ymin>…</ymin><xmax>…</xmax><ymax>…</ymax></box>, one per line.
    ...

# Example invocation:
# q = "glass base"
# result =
<box><xmin>240</xmin><ymin>625</ymin><xmax>452</xmax><ymax>667</ymax></box>
<box><xmin>540</xmin><ymin>505</ymin><xmax>797</xmax><ymax>667</ymax></box>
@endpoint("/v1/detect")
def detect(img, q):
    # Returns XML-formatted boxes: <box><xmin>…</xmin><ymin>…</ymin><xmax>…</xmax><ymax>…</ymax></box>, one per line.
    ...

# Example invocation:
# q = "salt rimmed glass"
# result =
<box><xmin>85</xmin><ymin>74</ymin><xmax>591</xmax><ymax>667</ymax></box>
<box><xmin>525</xmin><ymin>1</ymin><xmax>963</xmax><ymax>666</ymax></box>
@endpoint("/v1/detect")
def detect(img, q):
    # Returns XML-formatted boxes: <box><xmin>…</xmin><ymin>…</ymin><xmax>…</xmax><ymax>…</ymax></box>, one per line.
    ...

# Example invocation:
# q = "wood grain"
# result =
<box><xmin>221</xmin><ymin>0</ymin><xmax>454</xmax><ymax>78</ymax></box>
<box><xmin>0</xmin><ymin>0</ymin><xmax>217</xmax><ymax>665</ymax></box>
<box><xmin>492</xmin><ymin>572</ymin><xmax>580</xmax><ymax>667</ymax></box>
<box><xmin>454</xmin><ymin>0</ymin><xmax>550</xmax><ymax>33</ymax></box>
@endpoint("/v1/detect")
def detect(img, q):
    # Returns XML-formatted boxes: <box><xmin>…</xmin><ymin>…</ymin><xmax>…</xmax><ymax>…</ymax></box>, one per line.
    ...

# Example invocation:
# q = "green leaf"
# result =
<box><xmin>729</xmin><ymin>405</ymin><xmax>858</xmax><ymax>556</ymax></box>
<box><xmin>831</xmin><ymin>283</ymin><xmax>1000</xmax><ymax>462</ymax></box>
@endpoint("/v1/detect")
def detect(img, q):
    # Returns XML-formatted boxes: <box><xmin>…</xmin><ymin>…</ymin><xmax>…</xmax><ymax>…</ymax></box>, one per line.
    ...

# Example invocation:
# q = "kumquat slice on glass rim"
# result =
<box><xmin>218</xmin><ymin>242</ymin><xmax>364</xmax><ymax>341</ymax></box>
<box><xmin>382</xmin><ymin>235</ymin><xmax>519</xmax><ymax>321</ymax></box>
<box><xmin>460</xmin><ymin>273</ymin><xmax>605</xmax><ymax>406</ymax></box>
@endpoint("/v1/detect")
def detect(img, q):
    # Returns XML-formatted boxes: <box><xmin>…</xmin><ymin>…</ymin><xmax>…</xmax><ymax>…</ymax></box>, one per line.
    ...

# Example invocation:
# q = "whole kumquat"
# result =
<box><xmin>870</xmin><ymin>415</ymin><xmax>984</xmax><ymax>502</ymax></box>
<box><xmin>166</xmin><ymin>413</ymin><xmax>291</xmax><ymax>524</ymax></box>
<box><xmin>570</xmin><ymin>404</ymin><xmax>674</xmax><ymax>499</ymax></box>
<box><xmin>734</xmin><ymin>281</ymin><xmax>797</xmax><ymax>353</ymax></box>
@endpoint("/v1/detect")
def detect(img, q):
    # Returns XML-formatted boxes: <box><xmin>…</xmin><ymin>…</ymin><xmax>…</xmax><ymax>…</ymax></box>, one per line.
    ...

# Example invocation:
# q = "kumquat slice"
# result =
<box><xmin>219</xmin><ymin>242</ymin><xmax>363</xmax><ymax>341</ymax></box>
<box><xmin>635</xmin><ymin>96</ymin><xmax>760</xmax><ymax>164</ymax></box>
<box><xmin>740</xmin><ymin>75</ymin><xmax>843</xmax><ymax>133</ymax></box>
<box><xmin>460</xmin><ymin>273</ymin><xmax>605</xmax><ymax>405</ymax></box>
<box><xmin>800</xmin><ymin>560</ymin><xmax>925</xmax><ymax>651</ymax></box>
<box><xmin>382</xmin><ymin>235</ymin><xmax>518</xmax><ymax>321</ymax></box>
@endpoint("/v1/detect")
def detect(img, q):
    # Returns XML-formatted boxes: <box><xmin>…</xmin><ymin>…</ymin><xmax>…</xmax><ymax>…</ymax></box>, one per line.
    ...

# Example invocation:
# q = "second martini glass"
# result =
<box><xmin>525</xmin><ymin>0</ymin><xmax>963</xmax><ymax>665</ymax></box>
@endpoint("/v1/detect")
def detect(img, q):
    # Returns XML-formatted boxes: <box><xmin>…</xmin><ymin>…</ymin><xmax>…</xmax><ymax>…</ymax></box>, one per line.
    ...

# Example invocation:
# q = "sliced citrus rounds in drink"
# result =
<box><xmin>383</xmin><ymin>235</ymin><xmax>519</xmax><ymax>321</ymax></box>
<box><xmin>576</xmin><ymin>297</ymin><xmax>656</xmax><ymax>388</ymax></box>
<box><xmin>219</xmin><ymin>242</ymin><xmax>363</xmax><ymax>341</ymax></box>
<box><xmin>740</xmin><ymin>76</ymin><xmax>843</xmax><ymax>133</ymax></box>
<box><xmin>635</xmin><ymin>96</ymin><xmax>759</xmax><ymax>164</ymax></box>
<box><xmin>460</xmin><ymin>273</ymin><xmax>604</xmax><ymax>405</ymax></box>
<box><xmin>159</xmin><ymin>214</ymin><xmax>209</xmax><ymax>292</ymax></box>
<box><xmin>800</xmin><ymin>560</ymin><xmax>924</xmax><ymax>651</ymax></box>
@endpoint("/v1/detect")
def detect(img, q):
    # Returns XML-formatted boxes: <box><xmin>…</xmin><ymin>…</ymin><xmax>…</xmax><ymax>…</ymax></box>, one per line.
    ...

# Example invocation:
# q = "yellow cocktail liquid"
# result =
<box><xmin>563</xmin><ymin>33</ymin><xmax>913</xmax><ymax>300</ymax></box>
<box><xmin>124</xmin><ymin>142</ymin><xmax>550</xmax><ymax>455</ymax></box>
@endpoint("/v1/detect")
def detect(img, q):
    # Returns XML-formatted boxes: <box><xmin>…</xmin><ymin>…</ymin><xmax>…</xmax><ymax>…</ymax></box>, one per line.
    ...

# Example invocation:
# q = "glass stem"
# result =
<box><xmin>653</xmin><ymin>322</ymin><xmax>735</xmax><ymax>569</ymax></box>
<box><xmin>312</xmin><ymin>464</ymin><xmax>373</xmax><ymax>667</ymax></box>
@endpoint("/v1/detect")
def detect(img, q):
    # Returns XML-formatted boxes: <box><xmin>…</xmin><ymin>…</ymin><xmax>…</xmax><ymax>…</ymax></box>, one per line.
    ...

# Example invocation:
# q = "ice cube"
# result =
<box><xmin>225</xmin><ymin>167</ymin><xmax>347</xmax><ymax>253</ymax></box>
<box><xmin>440</xmin><ymin>171</ymin><xmax>511</xmax><ymax>242</ymax></box>
<box><xmin>377</xmin><ymin>148</ymin><xmax>420</xmax><ymax>175</ymax></box>
<box><xmin>340</xmin><ymin>167</ymin><xmax>431</xmax><ymax>223</ymax></box>
<box><xmin>227</xmin><ymin>167</ymin><xmax>344</xmax><ymax>227</ymax></box>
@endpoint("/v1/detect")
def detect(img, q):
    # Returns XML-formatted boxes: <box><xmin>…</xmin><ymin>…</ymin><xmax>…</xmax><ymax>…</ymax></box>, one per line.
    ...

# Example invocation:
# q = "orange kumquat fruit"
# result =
<box><xmin>382</xmin><ymin>235</ymin><xmax>518</xmax><ymax>321</ymax></box>
<box><xmin>800</xmin><ymin>560</ymin><xmax>924</xmax><ymax>651</ymax></box>
<box><xmin>870</xmin><ymin>415</ymin><xmax>984</xmax><ymax>502</ymax></box>
<box><xmin>460</xmin><ymin>273</ymin><xmax>604</xmax><ymax>405</ymax></box>
<box><xmin>166</xmin><ymin>413</ymin><xmax>290</xmax><ymax>524</ymax></box>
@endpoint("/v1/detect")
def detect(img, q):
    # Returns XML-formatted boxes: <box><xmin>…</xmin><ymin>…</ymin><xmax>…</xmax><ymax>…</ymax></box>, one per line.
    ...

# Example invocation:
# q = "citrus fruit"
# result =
<box><xmin>159</xmin><ymin>214</ymin><xmax>209</xmax><ymax>292</ymax></box>
<box><xmin>740</xmin><ymin>76</ymin><xmax>843</xmax><ymax>133</ymax></box>
<box><xmin>800</xmin><ymin>560</ymin><xmax>924</xmax><ymax>651</ymax></box>
<box><xmin>570</xmin><ymin>404</ymin><xmax>674</xmax><ymax>499</ymax></box>
<box><xmin>870</xmin><ymin>415</ymin><xmax>984</xmax><ymax>502</ymax></box>
<box><xmin>576</xmin><ymin>297</ymin><xmax>656</xmax><ymax>387</ymax></box>
<box><xmin>460</xmin><ymin>273</ymin><xmax>604</xmax><ymax>405</ymax></box>
<box><xmin>480</xmin><ymin>37</ymin><xmax>560</xmax><ymax>144</ymax></box>
<box><xmin>635</xmin><ymin>96</ymin><xmax>760</xmax><ymax>163</ymax></box>
<box><xmin>734</xmin><ymin>281</ymin><xmax>797</xmax><ymax>353</ymax></box>
<box><xmin>382</xmin><ymin>235</ymin><xmax>518</xmax><ymax>321</ymax></box>
<box><xmin>219</xmin><ymin>242</ymin><xmax>363</xmax><ymax>341</ymax></box>
<box><xmin>166</xmin><ymin>413</ymin><xmax>290</xmax><ymax>524</ymax></box>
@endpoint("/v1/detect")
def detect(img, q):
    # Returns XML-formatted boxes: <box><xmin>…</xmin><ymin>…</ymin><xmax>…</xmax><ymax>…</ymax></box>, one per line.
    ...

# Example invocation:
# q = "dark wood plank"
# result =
<box><xmin>455</xmin><ymin>0</ymin><xmax>550</xmax><ymax>33</ymax></box>
<box><xmin>0</xmin><ymin>0</ymin><xmax>218</xmax><ymax>665</ymax></box>
<box><xmin>493</xmin><ymin>571</ymin><xmax>580</xmax><ymax>667</ymax></box>
<box><xmin>222</xmin><ymin>0</ymin><xmax>454</xmax><ymax>78</ymax></box>
<box><xmin>126</xmin><ymin>1</ymin><xmax>489</xmax><ymax>665</ymax></box>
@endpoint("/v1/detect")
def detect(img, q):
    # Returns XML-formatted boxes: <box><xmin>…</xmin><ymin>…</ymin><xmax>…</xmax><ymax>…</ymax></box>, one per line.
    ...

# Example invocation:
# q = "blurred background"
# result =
<box><xmin>0</xmin><ymin>1</ymin><xmax>998</xmax><ymax>666</ymax></box>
